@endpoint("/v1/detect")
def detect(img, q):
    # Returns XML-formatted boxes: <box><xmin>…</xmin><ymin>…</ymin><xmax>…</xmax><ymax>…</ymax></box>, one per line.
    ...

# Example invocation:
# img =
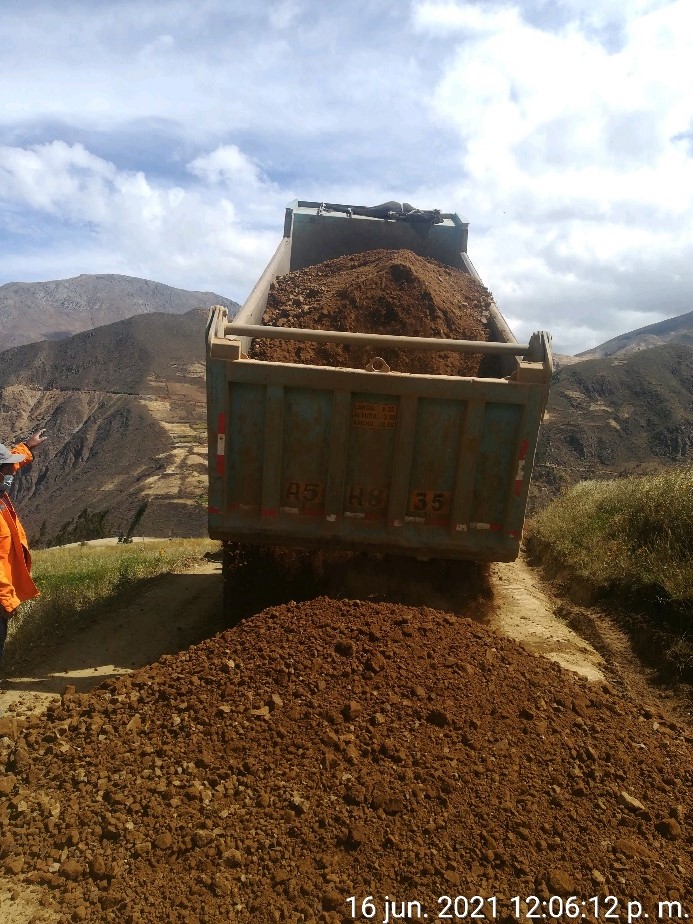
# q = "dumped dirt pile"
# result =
<box><xmin>1</xmin><ymin>597</ymin><xmax>691</xmax><ymax>924</ymax></box>
<box><xmin>249</xmin><ymin>249</ymin><xmax>496</xmax><ymax>376</ymax></box>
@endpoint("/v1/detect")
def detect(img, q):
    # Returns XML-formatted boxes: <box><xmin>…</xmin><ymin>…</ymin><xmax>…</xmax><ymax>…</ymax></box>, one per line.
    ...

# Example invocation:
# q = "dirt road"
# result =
<box><xmin>0</xmin><ymin>555</ymin><xmax>600</xmax><ymax>719</ymax></box>
<box><xmin>0</xmin><ymin>559</ymin><xmax>225</xmax><ymax>717</ymax></box>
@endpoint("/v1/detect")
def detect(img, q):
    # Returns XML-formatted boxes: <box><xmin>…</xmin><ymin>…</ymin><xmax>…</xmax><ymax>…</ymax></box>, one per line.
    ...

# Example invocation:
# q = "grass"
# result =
<box><xmin>529</xmin><ymin>465</ymin><xmax>692</xmax><ymax>602</ymax></box>
<box><xmin>529</xmin><ymin>465</ymin><xmax>692</xmax><ymax>681</ymax></box>
<box><xmin>6</xmin><ymin>538</ymin><xmax>219</xmax><ymax>665</ymax></box>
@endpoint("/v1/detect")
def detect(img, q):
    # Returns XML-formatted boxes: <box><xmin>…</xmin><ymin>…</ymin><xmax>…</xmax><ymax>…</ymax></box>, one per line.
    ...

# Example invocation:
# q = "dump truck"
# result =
<box><xmin>206</xmin><ymin>199</ymin><xmax>552</xmax><ymax>581</ymax></box>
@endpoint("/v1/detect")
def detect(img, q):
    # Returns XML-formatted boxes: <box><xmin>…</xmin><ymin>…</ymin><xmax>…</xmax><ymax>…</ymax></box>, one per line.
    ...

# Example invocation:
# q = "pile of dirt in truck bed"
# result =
<box><xmin>1</xmin><ymin>598</ymin><xmax>690</xmax><ymax>924</ymax></box>
<box><xmin>249</xmin><ymin>249</ymin><xmax>499</xmax><ymax>376</ymax></box>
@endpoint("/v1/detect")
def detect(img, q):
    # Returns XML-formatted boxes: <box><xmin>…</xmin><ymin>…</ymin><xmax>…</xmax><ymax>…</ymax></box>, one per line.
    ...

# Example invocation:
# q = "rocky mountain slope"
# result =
<box><xmin>0</xmin><ymin>309</ymin><xmax>211</xmax><ymax>545</ymax></box>
<box><xmin>556</xmin><ymin>309</ymin><xmax>693</xmax><ymax>364</ymax></box>
<box><xmin>0</xmin><ymin>274</ymin><xmax>238</xmax><ymax>353</ymax></box>
<box><xmin>530</xmin><ymin>342</ymin><xmax>693</xmax><ymax>509</ymax></box>
<box><xmin>551</xmin><ymin>310</ymin><xmax>692</xmax><ymax>371</ymax></box>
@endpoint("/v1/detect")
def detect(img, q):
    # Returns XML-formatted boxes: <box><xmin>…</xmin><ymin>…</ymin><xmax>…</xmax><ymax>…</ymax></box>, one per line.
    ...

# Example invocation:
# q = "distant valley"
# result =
<box><xmin>0</xmin><ymin>309</ymin><xmax>211</xmax><ymax>545</ymax></box>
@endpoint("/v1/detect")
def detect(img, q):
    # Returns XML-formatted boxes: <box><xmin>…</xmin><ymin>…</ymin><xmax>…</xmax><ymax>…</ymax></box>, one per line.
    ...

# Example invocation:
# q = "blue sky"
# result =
<box><xmin>1</xmin><ymin>0</ymin><xmax>691</xmax><ymax>353</ymax></box>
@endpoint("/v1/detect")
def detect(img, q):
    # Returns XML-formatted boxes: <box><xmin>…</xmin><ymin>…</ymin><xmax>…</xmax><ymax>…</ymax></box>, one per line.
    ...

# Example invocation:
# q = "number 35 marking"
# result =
<box><xmin>408</xmin><ymin>490</ymin><xmax>451</xmax><ymax>516</ymax></box>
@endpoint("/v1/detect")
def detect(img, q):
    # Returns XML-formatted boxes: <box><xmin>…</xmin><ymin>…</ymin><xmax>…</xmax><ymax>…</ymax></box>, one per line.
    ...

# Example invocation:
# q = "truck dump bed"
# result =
<box><xmin>206</xmin><ymin>200</ymin><xmax>552</xmax><ymax>562</ymax></box>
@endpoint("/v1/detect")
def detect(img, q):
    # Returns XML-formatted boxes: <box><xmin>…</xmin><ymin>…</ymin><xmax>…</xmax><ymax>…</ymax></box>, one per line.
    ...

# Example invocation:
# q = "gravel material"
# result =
<box><xmin>249</xmin><ymin>249</ymin><xmax>498</xmax><ymax>376</ymax></box>
<box><xmin>0</xmin><ymin>596</ymin><xmax>690</xmax><ymax>923</ymax></box>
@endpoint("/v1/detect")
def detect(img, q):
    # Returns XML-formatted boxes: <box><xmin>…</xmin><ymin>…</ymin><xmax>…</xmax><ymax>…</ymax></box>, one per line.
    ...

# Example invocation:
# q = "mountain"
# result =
<box><xmin>0</xmin><ymin>274</ymin><xmax>238</xmax><ymax>353</ymax></box>
<box><xmin>575</xmin><ymin>310</ymin><xmax>693</xmax><ymax>361</ymax></box>
<box><xmin>0</xmin><ymin>309</ymin><xmax>212</xmax><ymax>545</ymax></box>
<box><xmin>529</xmin><ymin>341</ymin><xmax>693</xmax><ymax>510</ymax></box>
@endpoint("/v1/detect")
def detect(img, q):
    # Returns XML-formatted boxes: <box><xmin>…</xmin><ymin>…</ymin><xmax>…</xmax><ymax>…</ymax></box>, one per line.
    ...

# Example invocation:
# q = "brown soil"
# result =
<box><xmin>249</xmin><ymin>249</ymin><xmax>498</xmax><ymax>376</ymax></box>
<box><xmin>0</xmin><ymin>555</ymin><xmax>690</xmax><ymax>924</ymax></box>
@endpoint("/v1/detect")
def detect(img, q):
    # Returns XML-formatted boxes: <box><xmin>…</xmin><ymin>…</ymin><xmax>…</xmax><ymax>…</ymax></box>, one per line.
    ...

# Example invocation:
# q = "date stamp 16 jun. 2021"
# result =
<box><xmin>345</xmin><ymin>894</ymin><xmax>690</xmax><ymax>922</ymax></box>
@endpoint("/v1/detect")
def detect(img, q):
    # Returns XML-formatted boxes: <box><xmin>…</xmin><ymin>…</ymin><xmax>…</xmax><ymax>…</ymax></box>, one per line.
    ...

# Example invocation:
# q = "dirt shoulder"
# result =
<box><xmin>489</xmin><ymin>559</ymin><xmax>605</xmax><ymax>682</ymax></box>
<box><xmin>0</xmin><ymin>559</ymin><xmax>225</xmax><ymax>718</ymax></box>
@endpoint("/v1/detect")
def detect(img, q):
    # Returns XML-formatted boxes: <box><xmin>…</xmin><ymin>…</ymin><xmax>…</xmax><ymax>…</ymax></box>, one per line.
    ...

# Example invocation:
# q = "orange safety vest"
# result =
<box><xmin>0</xmin><ymin>443</ymin><xmax>39</xmax><ymax>614</ymax></box>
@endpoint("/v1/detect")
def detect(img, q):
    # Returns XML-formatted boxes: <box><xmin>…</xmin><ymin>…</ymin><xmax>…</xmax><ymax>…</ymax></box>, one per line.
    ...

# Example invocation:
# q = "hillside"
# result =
<box><xmin>530</xmin><ymin>342</ymin><xmax>693</xmax><ymax>509</ymax></box>
<box><xmin>576</xmin><ymin>309</ymin><xmax>693</xmax><ymax>360</ymax></box>
<box><xmin>0</xmin><ymin>274</ymin><xmax>238</xmax><ymax>353</ymax></box>
<box><xmin>0</xmin><ymin>309</ymin><xmax>211</xmax><ymax>545</ymax></box>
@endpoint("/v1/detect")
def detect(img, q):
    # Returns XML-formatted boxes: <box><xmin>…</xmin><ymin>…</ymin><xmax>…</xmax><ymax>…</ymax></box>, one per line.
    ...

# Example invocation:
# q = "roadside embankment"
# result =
<box><xmin>3</xmin><ymin>539</ymin><xmax>219</xmax><ymax>670</ymax></box>
<box><xmin>527</xmin><ymin>466</ymin><xmax>693</xmax><ymax>683</ymax></box>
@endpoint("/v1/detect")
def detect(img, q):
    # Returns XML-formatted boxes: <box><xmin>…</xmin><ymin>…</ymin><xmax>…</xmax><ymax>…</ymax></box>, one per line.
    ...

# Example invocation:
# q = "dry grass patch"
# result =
<box><xmin>6</xmin><ymin>539</ymin><xmax>219</xmax><ymax>664</ymax></box>
<box><xmin>530</xmin><ymin>466</ymin><xmax>692</xmax><ymax>603</ymax></box>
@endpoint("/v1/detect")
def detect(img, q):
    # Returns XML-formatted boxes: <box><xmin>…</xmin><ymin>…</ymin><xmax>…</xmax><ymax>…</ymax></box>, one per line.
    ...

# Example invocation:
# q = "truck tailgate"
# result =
<box><xmin>207</xmin><ymin>312</ymin><xmax>551</xmax><ymax>561</ymax></box>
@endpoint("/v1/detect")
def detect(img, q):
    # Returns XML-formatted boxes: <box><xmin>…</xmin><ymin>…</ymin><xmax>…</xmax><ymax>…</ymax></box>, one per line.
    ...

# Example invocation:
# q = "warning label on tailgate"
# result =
<box><xmin>351</xmin><ymin>401</ymin><xmax>398</xmax><ymax>429</ymax></box>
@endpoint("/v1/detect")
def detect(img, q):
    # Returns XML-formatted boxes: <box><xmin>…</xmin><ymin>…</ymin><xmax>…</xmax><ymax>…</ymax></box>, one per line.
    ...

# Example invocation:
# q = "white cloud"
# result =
<box><xmin>0</xmin><ymin>142</ymin><xmax>115</xmax><ymax>216</ymax></box>
<box><xmin>139</xmin><ymin>34</ymin><xmax>177</xmax><ymax>63</ymax></box>
<box><xmin>410</xmin><ymin>0</ymin><xmax>693</xmax><ymax>351</ymax></box>
<box><xmin>188</xmin><ymin>145</ymin><xmax>267</xmax><ymax>190</ymax></box>
<box><xmin>267</xmin><ymin>1</ymin><xmax>302</xmax><ymax>29</ymax></box>
<box><xmin>413</xmin><ymin>2</ymin><xmax>517</xmax><ymax>33</ymax></box>
<box><xmin>0</xmin><ymin>4</ymin><xmax>295</xmax><ymax>139</ymax></box>
<box><xmin>0</xmin><ymin>140</ymin><xmax>287</xmax><ymax>299</ymax></box>
<box><xmin>542</xmin><ymin>0</ymin><xmax>670</xmax><ymax>29</ymax></box>
<box><xmin>0</xmin><ymin>1</ymin><xmax>691</xmax><ymax>353</ymax></box>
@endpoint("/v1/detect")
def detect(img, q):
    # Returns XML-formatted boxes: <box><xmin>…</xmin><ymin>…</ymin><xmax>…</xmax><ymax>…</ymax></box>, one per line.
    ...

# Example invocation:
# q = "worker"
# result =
<box><xmin>0</xmin><ymin>429</ymin><xmax>48</xmax><ymax>661</ymax></box>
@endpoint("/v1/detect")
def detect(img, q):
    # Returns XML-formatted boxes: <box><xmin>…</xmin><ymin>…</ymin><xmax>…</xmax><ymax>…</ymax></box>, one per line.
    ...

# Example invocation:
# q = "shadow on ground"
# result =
<box><xmin>223</xmin><ymin>544</ymin><xmax>494</xmax><ymax>624</ymax></box>
<box><xmin>2</xmin><ymin>549</ymin><xmax>495</xmax><ymax>706</ymax></box>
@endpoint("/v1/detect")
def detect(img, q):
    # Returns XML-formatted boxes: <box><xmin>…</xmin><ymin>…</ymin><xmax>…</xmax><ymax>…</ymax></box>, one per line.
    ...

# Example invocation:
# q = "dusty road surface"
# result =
<box><xmin>0</xmin><ymin>552</ymin><xmax>689</xmax><ymax>924</ymax></box>
<box><xmin>0</xmin><ymin>559</ymin><xmax>225</xmax><ymax>717</ymax></box>
<box><xmin>488</xmin><ymin>560</ymin><xmax>605</xmax><ymax>683</ymax></box>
